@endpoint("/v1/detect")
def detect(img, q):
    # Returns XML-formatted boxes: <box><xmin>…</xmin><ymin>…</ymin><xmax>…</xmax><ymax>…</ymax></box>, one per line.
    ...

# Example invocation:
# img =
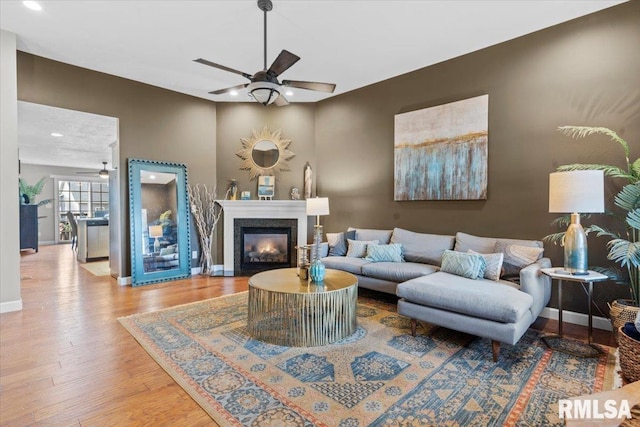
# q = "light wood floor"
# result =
<box><xmin>1</xmin><ymin>244</ymin><xmax>615</xmax><ymax>426</ymax></box>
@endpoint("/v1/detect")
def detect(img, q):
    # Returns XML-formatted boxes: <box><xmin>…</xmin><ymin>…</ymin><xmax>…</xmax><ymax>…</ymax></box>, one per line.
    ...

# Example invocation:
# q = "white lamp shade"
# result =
<box><xmin>149</xmin><ymin>225</ymin><xmax>163</xmax><ymax>238</ymax></box>
<box><xmin>549</xmin><ymin>170</ymin><xmax>604</xmax><ymax>213</ymax></box>
<box><xmin>306</xmin><ymin>197</ymin><xmax>330</xmax><ymax>216</ymax></box>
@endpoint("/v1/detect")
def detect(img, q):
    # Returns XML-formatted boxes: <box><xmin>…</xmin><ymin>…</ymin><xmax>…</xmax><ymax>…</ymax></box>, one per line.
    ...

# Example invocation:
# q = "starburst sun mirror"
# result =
<box><xmin>237</xmin><ymin>125</ymin><xmax>296</xmax><ymax>180</ymax></box>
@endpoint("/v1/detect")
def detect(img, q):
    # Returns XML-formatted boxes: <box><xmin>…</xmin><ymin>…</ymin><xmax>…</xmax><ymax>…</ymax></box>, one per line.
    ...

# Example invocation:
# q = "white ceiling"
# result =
<box><xmin>3</xmin><ymin>1</ymin><xmax>625</xmax><ymax>169</ymax></box>
<box><xmin>18</xmin><ymin>101</ymin><xmax>117</xmax><ymax>170</ymax></box>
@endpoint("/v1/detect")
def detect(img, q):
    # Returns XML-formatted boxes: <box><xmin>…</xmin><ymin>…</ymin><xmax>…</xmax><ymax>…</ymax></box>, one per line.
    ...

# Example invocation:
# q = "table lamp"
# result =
<box><xmin>149</xmin><ymin>225</ymin><xmax>163</xmax><ymax>253</ymax></box>
<box><xmin>306</xmin><ymin>197</ymin><xmax>330</xmax><ymax>282</ymax></box>
<box><xmin>549</xmin><ymin>170</ymin><xmax>604</xmax><ymax>275</ymax></box>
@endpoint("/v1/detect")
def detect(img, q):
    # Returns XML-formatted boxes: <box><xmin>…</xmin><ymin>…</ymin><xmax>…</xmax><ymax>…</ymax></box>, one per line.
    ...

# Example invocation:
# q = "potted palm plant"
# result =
<box><xmin>19</xmin><ymin>177</ymin><xmax>52</xmax><ymax>206</ymax></box>
<box><xmin>545</xmin><ymin>126</ymin><xmax>639</xmax><ymax>339</ymax></box>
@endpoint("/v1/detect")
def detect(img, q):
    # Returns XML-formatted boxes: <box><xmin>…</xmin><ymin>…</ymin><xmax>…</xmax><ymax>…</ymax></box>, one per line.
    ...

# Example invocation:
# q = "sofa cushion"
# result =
<box><xmin>365</xmin><ymin>243</ymin><xmax>404</xmax><ymax>263</ymax></box>
<box><xmin>454</xmin><ymin>232</ymin><xmax>543</xmax><ymax>253</ymax></box>
<box><xmin>326</xmin><ymin>230</ymin><xmax>356</xmax><ymax>256</ymax></box>
<box><xmin>397</xmin><ymin>272</ymin><xmax>534</xmax><ymax>323</ymax></box>
<box><xmin>494</xmin><ymin>242</ymin><xmax>544</xmax><ymax>277</ymax></box>
<box><xmin>454</xmin><ymin>232</ymin><xmax>497</xmax><ymax>253</ymax></box>
<box><xmin>362</xmin><ymin>262</ymin><xmax>438</xmax><ymax>283</ymax></box>
<box><xmin>321</xmin><ymin>256</ymin><xmax>371</xmax><ymax>275</ymax></box>
<box><xmin>348</xmin><ymin>227</ymin><xmax>393</xmax><ymax>244</ymax></box>
<box><xmin>469</xmin><ymin>250</ymin><xmax>504</xmax><ymax>281</ymax></box>
<box><xmin>346</xmin><ymin>239</ymin><xmax>378</xmax><ymax>258</ymax></box>
<box><xmin>390</xmin><ymin>227</ymin><xmax>454</xmax><ymax>265</ymax></box>
<box><xmin>440</xmin><ymin>250</ymin><xmax>486</xmax><ymax>280</ymax></box>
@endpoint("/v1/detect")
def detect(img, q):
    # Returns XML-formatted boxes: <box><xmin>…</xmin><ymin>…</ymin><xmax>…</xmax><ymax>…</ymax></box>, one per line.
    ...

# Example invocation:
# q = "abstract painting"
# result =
<box><xmin>394</xmin><ymin>94</ymin><xmax>488</xmax><ymax>201</ymax></box>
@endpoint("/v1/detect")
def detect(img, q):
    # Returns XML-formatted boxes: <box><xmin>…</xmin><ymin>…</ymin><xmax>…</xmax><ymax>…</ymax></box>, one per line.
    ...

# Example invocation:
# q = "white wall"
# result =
<box><xmin>0</xmin><ymin>30</ymin><xmax>21</xmax><ymax>313</ymax></box>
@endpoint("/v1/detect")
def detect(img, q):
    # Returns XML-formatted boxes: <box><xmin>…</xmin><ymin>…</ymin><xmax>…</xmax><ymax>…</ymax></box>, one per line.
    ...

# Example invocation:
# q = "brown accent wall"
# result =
<box><xmin>17</xmin><ymin>53</ymin><xmax>217</xmax><ymax>275</ymax></box>
<box><xmin>215</xmin><ymin>103</ymin><xmax>318</xmax><ymax>258</ymax></box>
<box><xmin>315</xmin><ymin>2</ymin><xmax>640</xmax><ymax>314</ymax></box>
<box><xmin>216</xmin><ymin>103</ymin><xmax>317</xmax><ymax>200</ymax></box>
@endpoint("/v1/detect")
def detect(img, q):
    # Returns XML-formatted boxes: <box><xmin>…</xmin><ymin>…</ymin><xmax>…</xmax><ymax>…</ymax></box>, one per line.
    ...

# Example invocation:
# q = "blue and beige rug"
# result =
<box><xmin>118</xmin><ymin>292</ymin><xmax>617</xmax><ymax>426</ymax></box>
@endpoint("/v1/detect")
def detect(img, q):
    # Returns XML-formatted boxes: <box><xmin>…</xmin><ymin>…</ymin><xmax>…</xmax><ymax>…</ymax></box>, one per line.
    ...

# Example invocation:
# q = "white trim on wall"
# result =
<box><xmin>0</xmin><ymin>299</ymin><xmax>23</xmax><ymax>314</ymax></box>
<box><xmin>540</xmin><ymin>307</ymin><xmax>612</xmax><ymax>332</ymax></box>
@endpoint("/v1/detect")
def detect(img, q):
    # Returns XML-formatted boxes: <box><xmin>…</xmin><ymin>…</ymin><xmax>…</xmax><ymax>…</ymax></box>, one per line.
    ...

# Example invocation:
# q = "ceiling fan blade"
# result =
<box><xmin>267</xmin><ymin>50</ymin><xmax>300</xmax><ymax>77</ymax></box>
<box><xmin>282</xmin><ymin>80</ymin><xmax>336</xmax><ymax>93</ymax></box>
<box><xmin>194</xmin><ymin>58</ymin><xmax>252</xmax><ymax>79</ymax></box>
<box><xmin>209</xmin><ymin>83</ymin><xmax>249</xmax><ymax>95</ymax></box>
<box><xmin>274</xmin><ymin>94</ymin><xmax>289</xmax><ymax>107</ymax></box>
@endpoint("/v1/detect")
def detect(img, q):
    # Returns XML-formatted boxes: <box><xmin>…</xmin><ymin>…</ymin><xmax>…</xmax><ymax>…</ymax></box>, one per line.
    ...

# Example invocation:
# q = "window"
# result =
<box><xmin>58</xmin><ymin>180</ymin><xmax>109</xmax><ymax>241</ymax></box>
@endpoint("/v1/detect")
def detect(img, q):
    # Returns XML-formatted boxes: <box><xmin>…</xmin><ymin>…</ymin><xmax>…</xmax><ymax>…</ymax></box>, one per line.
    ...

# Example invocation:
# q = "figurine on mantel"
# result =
<box><xmin>291</xmin><ymin>187</ymin><xmax>300</xmax><ymax>200</ymax></box>
<box><xmin>229</xmin><ymin>179</ymin><xmax>238</xmax><ymax>200</ymax></box>
<box><xmin>304</xmin><ymin>163</ymin><xmax>312</xmax><ymax>199</ymax></box>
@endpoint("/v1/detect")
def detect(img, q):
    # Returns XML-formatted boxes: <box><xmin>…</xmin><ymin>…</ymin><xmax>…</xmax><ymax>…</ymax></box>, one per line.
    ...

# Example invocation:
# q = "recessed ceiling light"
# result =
<box><xmin>285</xmin><ymin>90</ymin><xmax>294</xmax><ymax>97</ymax></box>
<box><xmin>149</xmin><ymin>174</ymin><xmax>156</xmax><ymax>180</ymax></box>
<box><xmin>23</xmin><ymin>1</ymin><xmax>42</xmax><ymax>11</ymax></box>
<box><xmin>51</xmin><ymin>132</ymin><xmax>63</xmax><ymax>137</ymax></box>
<box><xmin>229</xmin><ymin>90</ymin><xmax>238</xmax><ymax>96</ymax></box>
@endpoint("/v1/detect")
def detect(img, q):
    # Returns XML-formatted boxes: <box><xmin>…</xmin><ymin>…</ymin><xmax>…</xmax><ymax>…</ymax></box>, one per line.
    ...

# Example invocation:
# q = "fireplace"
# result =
<box><xmin>234</xmin><ymin>218</ymin><xmax>297</xmax><ymax>275</ymax></box>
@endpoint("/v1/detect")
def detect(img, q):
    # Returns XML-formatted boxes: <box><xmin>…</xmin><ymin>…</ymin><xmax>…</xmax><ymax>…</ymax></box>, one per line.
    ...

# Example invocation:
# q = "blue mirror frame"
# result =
<box><xmin>128</xmin><ymin>158</ymin><xmax>191</xmax><ymax>286</ymax></box>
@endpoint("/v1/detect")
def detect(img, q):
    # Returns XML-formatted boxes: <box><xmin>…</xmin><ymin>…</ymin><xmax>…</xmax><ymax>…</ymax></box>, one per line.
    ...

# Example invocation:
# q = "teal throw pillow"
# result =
<box><xmin>440</xmin><ymin>250</ymin><xmax>486</xmax><ymax>280</ymax></box>
<box><xmin>365</xmin><ymin>243</ymin><xmax>405</xmax><ymax>263</ymax></box>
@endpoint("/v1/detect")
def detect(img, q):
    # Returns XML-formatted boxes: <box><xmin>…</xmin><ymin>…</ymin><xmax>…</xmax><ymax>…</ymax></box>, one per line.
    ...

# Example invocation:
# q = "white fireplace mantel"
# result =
<box><xmin>216</xmin><ymin>200</ymin><xmax>308</xmax><ymax>275</ymax></box>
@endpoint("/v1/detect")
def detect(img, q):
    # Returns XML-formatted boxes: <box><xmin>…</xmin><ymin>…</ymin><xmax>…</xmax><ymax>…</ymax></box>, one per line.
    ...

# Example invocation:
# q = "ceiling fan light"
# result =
<box><xmin>247</xmin><ymin>81</ymin><xmax>280</xmax><ymax>105</ymax></box>
<box><xmin>99</xmin><ymin>170</ymin><xmax>109</xmax><ymax>179</ymax></box>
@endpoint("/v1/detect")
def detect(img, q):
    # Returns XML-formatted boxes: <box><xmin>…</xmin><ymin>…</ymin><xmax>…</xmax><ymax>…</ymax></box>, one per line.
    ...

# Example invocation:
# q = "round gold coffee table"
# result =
<box><xmin>247</xmin><ymin>268</ymin><xmax>358</xmax><ymax>347</ymax></box>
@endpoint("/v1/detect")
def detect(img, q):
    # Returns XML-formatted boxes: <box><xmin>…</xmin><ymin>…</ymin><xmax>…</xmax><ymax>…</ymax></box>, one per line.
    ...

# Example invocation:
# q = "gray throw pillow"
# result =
<box><xmin>494</xmin><ymin>242</ymin><xmax>544</xmax><ymax>277</ymax></box>
<box><xmin>326</xmin><ymin>230</ymin><xmax>356</xmax><ymax>256</ymax></box>
<box><xmin>346</xmin><ymin>239</ymin><xmax>379</xmax><ymax>258</ymax></box>
<box><xmin>468</xmin><ymin>250</ymin><xmax>504</xmax><ymax>281</ymax></box>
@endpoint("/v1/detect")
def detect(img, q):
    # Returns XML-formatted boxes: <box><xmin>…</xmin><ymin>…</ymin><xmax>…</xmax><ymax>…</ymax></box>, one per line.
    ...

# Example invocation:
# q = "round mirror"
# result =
<box><xmin>237</xmin><ymin>126</ymin><xmax>296</xmax><ymax>180</ymax></box>
<box><xmin>251</xmin><ymin>140</ymin><xmax>280</xmax><ymax>168</ymax></box>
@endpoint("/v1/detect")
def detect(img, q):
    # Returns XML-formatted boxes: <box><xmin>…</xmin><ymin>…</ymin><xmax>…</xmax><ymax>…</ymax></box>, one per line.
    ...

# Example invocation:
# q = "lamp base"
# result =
<box><xmin>564</xmin><ymin>213</ymin><xmax>589</xmax><ymax>275</ymax></box>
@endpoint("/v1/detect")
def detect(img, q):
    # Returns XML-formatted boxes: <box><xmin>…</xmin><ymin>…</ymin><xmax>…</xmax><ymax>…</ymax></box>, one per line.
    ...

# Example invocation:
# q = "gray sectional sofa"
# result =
<box><xmin>320</xmin><ymin>227</ymin><xmax>552</xmax><ymax>361</ymax></box>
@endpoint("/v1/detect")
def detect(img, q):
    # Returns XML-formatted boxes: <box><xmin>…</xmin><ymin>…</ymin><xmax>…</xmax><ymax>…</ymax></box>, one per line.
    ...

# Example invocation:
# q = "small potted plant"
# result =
<box><xmin>19</xmin><ymin>177</ymin><xmax>52</xmax><ymax>207</ymax></box>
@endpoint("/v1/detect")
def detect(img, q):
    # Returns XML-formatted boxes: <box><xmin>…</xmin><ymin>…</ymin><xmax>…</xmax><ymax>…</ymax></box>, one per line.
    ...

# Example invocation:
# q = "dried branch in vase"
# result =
<box><xmin>189</xmin><ymin>184</ymin><xmax>230</xmax><ymax>275</ymax></box>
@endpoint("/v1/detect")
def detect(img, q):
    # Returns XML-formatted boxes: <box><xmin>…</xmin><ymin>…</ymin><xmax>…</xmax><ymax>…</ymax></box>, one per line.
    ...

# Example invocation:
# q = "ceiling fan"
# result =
<box><xmin>76</xmin><ymin>161</ymin><xmax>109</xmax><ymax>179</ymax></box>
<box><xmin>194</xmin><ymin>0</ymin><xmax>336</xmax><ymax>106</ymax></box>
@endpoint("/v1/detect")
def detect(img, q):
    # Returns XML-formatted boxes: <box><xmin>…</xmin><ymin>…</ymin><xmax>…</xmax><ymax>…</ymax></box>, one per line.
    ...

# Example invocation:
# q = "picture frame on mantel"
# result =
<box><xmin>258</xmin><ymin>176</ymin><xmax>275</xmax><ymax>200</ymax></box>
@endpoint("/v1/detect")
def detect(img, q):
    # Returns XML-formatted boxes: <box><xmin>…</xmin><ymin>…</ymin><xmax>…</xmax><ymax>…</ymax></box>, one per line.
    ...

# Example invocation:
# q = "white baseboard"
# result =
<box><xmin>117</xmin><ymin>276</ymin><xmax>131</xmax><ymax>286</ymax></box>
<box><xmin>540</xmin><ymin>307</ymin><xmax>612</xmax><ymax>332</ymax></box>
<box><xmin>191</xmin><ymin>267</ymin><xmax>201</xmax><ymax>275</ymax></box>
<box><xmin>0</xmin><ymin>299</ymin><xmax>23</xmax><ymax>313</ymax></box>
<box><xmin>38</xmin><ymin>240</ymin><xmax>55</xmax><ymax>246</ymax></box>
<box><xmin>213</xmin><ymin>264</ymin><xmax>224</xmax><ymax>273</ymax></box>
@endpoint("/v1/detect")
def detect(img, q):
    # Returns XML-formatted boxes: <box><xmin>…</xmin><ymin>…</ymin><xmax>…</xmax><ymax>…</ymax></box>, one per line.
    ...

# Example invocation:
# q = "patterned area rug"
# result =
<box><xmin>118</xmin><ymin>292</ymin><xmax>617</xmax><ymax>426</ymax></box>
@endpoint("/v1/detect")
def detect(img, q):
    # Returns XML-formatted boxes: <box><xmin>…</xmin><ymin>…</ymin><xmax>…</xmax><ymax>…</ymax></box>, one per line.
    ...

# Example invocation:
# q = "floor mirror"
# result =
<box><xmin>128</xmin><ymin>159</ymin><xmax>190</xmax><ymax>286</ymax></box>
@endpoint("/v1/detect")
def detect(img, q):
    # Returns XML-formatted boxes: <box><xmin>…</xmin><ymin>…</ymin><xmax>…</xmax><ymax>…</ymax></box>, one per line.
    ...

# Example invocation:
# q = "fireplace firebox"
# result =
<box><xmin>234</xmin><ymin>218</ymin><xmax>297</xmax><ymax>275</ymax></box>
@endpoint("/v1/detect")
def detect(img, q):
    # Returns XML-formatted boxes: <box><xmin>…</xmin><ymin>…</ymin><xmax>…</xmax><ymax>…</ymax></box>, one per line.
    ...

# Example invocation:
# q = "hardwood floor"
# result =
<box><xmin>2</xmin><ymin>245</ymin><xmax>246</xmax><ymax>426</ymax></box>
<box><xmin>1</xmin><ymin>244</ymin><xmax>615</xmax><ymax>426</ymax></box>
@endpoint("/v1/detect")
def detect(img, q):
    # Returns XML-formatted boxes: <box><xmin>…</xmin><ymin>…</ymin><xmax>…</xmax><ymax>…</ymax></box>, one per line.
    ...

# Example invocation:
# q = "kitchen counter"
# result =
<box><xmin>77</xmin><ymin>218</ymin><xmax>109</xmax><ymax>262</ymax></box>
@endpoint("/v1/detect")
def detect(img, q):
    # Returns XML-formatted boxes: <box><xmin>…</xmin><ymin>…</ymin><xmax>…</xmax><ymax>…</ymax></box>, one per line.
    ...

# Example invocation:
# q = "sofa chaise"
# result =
<box><xmin>319</xmin><ymin>227</ymin><xmax>552</xmax><ymax>361</ymax></box>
